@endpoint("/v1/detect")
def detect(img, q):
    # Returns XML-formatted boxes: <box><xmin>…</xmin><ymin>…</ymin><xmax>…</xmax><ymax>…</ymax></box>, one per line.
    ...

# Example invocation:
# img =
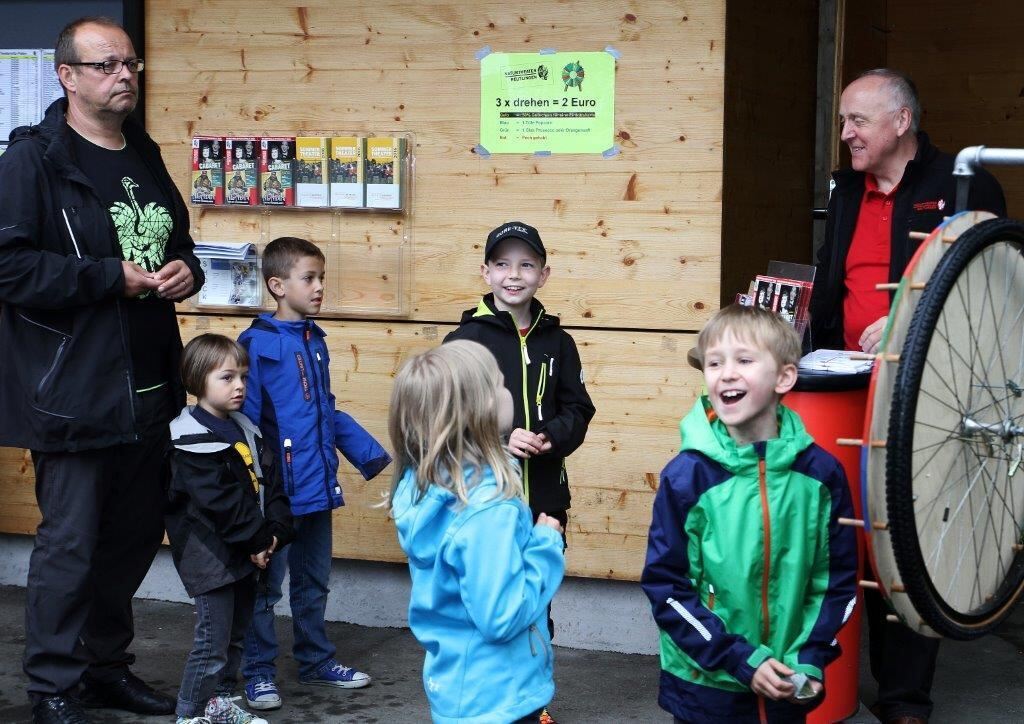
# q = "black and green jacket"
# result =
<box><xmin>444</xmin><ymin>294</ymin><xmax>596</xmax><ymax>515</ymax></box>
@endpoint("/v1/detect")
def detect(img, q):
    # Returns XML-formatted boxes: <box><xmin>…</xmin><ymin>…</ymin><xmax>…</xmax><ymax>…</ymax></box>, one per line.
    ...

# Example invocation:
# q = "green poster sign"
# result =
<box><xmin>480</xmin><ymin>51</ymin><xmax>615</xmax><ymax>154</ymax></box>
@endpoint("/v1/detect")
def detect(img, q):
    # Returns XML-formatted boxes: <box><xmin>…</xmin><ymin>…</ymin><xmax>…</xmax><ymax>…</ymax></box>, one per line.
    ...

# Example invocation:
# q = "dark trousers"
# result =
<box><xmin>24</xmin><ymin>387</ymin><xmax>173</xmax><ymax>702</ymax></box>
<box><xmin>176</xmin><ymin>576</ymin><xmax>256</xmax><ymax>718</ymax></box>
<box><xmin>530</xmin><ymin>508</ymin><xmax>568</xmax><ymax>640</ymax></box>
<box><xmin>866</xmin><ymin>587</ymin><xmax>939</xmax><ymax>720</ymax></box>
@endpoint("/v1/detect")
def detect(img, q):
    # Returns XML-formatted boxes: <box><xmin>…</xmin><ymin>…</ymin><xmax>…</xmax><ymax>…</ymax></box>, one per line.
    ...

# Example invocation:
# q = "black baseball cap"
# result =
<box><xmin>484</xmin><ymin>221</ymin><xmax>546</xmax><ymax>263</ymax></box>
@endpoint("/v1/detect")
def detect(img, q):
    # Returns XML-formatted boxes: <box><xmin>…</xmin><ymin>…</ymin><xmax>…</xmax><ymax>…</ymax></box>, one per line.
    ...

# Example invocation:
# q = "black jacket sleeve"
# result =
<box><xmin>541</xmin><ymin>332</ymin><xmax>596</xmax><ymax>457</ymax></box>
<box><xmin>257</xmin><ymin>439</ymin><xmax>295</xmax><ymax>549</ymax></box>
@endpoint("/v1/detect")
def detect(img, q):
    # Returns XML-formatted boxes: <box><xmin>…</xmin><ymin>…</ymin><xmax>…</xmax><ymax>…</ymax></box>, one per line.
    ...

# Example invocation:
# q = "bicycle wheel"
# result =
<box><xmin>887</xmin><ymin>217</ymin><xmax>1024</xmax><ymax>639</ymax></box>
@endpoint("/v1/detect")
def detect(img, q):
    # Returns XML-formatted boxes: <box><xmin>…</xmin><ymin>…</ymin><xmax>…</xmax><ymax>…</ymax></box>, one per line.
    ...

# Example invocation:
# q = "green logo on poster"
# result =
<box><xmin>562</xmin><ymin>61</ymin><xmax>584</xmax><ymax>92</ymax></box>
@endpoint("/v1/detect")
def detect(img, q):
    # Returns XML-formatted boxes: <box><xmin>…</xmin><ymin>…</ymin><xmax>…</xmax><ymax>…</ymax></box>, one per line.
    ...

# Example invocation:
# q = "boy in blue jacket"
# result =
<box><xmin>238</xmin><ymin>236</ymin><xmax>392</xmax><ymax>710</ymax></box>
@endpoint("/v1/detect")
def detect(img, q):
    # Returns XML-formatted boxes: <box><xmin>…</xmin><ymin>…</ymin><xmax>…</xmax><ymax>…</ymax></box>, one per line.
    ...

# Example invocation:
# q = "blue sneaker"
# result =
<box><xmin>244</xmin><ymin>678</ymin><xmax>282</xmax><ymax>711</ymax></box>
<box><xmin>299</xmin><ymin>659</ymin><xmax>371</xmax><ymax>689</ymax></box>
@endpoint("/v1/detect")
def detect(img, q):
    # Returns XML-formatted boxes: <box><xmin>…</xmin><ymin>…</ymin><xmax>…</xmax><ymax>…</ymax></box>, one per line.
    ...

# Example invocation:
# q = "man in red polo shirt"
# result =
<box><xmin>810</xmin><ymin>69</ymin><xmax>1005</xmax><ymax>724</ymax></box>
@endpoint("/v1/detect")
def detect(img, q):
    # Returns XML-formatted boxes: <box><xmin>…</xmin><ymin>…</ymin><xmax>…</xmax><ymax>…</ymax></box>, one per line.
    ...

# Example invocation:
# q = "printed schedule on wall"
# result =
<box><xmin>480</xmin><ymin>51</ymin><xmax>615</xmax><ymax>154</ymax></box>
<box><xmin>0</xmin><ymin>49</ymin><xmax>63</xmax><ymax>141</ymax></box>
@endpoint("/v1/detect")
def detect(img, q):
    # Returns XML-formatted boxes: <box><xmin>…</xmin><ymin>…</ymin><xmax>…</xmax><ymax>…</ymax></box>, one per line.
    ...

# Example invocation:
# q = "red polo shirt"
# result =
<box><xmin>843</xmin><ymin>175</ymin><xmax>897</xmax><ymax>350</ymax></box>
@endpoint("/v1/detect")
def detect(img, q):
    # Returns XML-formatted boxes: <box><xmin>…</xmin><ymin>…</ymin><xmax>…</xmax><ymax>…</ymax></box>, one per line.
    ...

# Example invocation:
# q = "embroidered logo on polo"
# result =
<box><xmin>913</xmin><ymin>199</ymin><xmax>946</xmax><ymax>212</ymax></box>
<box><xmin>110</xmin><ymin>176</ymin><xmax>172</xmax><ymax>277</ymax></box>
<box><xmin>295</xmin><ymin>353</ymin><xmax>312</xmax><ymax>401</ymax></box>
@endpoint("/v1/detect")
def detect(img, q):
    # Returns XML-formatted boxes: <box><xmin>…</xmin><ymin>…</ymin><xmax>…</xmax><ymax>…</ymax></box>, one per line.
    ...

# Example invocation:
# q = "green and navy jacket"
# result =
<box><xmin>641</xmin><ymin>398</ymin><xmax>858</xmax><ymax>723</ymax></box>
<box><xmin>444</xmin><ymin>294</ymin><xmax>595</xmax><ymax>515</ymax></box>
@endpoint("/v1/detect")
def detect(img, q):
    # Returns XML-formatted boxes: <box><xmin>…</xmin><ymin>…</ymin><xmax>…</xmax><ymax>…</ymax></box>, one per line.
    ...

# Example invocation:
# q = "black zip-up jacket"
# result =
<box><xmin>0</xmin><ymin>99</ymin><xmax>204</xmax><ymax>451</ymax></box>
<box><xmin>444</xmin><ymin>294</ymin><xmax>596</xmax><ymax>514</ymax></box>
<box><xmin>166</xmin><ymin>408</ymin><xmax>294</xmax><ymax>598</ymax></box>
<box><xmin>809</xmin><ymin>131</ymin><xmax>1006</xmax><ymax>350</ymax></box>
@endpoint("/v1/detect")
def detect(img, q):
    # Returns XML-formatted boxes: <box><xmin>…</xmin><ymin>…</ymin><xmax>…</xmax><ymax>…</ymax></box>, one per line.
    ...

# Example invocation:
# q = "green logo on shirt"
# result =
<box><xmin>110</xmin><ymin>176</ymin><xmax>172</xmax><ymax>274</ymax></box>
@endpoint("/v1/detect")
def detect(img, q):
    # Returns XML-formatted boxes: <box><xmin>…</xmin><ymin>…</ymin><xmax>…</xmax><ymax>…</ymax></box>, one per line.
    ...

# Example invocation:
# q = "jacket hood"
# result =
<box><xmin>170</xmin><ymin>406</ymin><xmax>261</xmax><ymax>453</ymax></box>
<box><xmin>391</xmin><ymin>466</ymin><xmax>506</xmax><ymax>568</ymax></box>
<box><xmin>679</xmin><ymin>396</ymin><xmax>814</xmax><ymax>474</ymax></box>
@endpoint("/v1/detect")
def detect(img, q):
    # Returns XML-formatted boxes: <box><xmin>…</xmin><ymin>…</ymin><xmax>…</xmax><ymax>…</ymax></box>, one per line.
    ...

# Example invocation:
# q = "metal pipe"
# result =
<box><xmin>953</xmin><ymin>146</ymin><xmax>1024</xmax><ymax>212</ymax></box>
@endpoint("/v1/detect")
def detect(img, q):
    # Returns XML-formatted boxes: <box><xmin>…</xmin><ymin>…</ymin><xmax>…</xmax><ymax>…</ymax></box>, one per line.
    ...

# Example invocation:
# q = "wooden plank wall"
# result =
<box><xmin>0</xmin><ymin>0</ymin><xmax>724</xmax><ymax>581</ymax></box>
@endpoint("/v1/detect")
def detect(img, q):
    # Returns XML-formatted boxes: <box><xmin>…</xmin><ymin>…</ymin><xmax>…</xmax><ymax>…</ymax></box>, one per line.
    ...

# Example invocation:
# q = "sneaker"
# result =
<box><xmin>176</xmin><ymin>718</ymin><xmax>213</xmax><ymax>724</ymax></box>
<box><xmin>299</xmin><ymin>659</ymin><xmax>371</xmax><ymax>689</ymax></box>
<box><xmin>244</xmin><ymin>679</ymin><xmax>282</xmax><ymax>711</ymax></box>
<box><xmin>539</xmin><ymin>707</ymin><xmax>558</xmax><ymax>724</ymax></box>
<box><xmin>204</xmin><ymin>695</ymin><xmax>269</xmax><ymax>724</ymax></box>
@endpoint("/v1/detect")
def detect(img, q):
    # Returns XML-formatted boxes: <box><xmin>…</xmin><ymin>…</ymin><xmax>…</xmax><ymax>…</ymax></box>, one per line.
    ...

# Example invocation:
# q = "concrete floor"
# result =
<box><xmin>0</xmin><ymin>585</ymin><xmax>1019</xmax><ymax>723</ymax></box>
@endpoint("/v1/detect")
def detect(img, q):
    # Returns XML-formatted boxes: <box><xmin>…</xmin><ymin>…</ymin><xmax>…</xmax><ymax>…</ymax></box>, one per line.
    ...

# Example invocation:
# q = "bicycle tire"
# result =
<box><xmin>887</xmin><ymin>217</ymin><xmax>1024</xmax><ymax>640</ymax></box>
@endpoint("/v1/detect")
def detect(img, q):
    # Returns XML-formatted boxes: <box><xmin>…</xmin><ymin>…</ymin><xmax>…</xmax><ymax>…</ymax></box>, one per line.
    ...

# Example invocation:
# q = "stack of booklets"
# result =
<box><xmin>738</xmin><ymin>261</ymin><xmax>815</xmax><ymax>335</ymax></box>
<box><xmin>798</xmin><ymin>349</ymin><xmax>873</xmax><ymax>374</ymax></box>
<box><xmin>194</xmin><ymin>242</ymin><xmax>262</xmax><ymax>307</ymax></box>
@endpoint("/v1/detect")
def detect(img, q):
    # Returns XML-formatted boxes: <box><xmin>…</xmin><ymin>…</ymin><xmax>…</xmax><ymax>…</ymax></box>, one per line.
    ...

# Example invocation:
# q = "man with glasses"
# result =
<box><xmin>0</xmin><ymin>16</ymin><xmax>204</xmax><ymax>724</ymax></box>
<box><xmin>810</xmin><ymin>69</ymin><xmax>1005</xmax><ymax>724</ymax></box>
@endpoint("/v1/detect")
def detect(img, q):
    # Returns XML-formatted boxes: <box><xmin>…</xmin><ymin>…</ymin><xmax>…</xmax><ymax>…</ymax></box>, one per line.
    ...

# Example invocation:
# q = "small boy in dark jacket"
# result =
<box><xmin>166</xmin><ymin>334</ymin><xmax>294</xmax><ymax>724</ymax></box>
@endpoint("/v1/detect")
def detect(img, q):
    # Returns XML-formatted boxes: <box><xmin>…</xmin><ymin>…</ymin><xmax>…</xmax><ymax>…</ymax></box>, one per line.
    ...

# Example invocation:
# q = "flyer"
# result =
<box><xmin>480</xmin><ymin>51</ymin><xmax>615</xmax><ymax>154</ymax></box>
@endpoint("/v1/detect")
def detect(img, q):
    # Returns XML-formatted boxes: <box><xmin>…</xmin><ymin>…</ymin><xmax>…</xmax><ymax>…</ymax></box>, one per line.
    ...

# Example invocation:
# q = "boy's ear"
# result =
<box><xmin>266</xmin><ymin>276</ymin><xmax>286</xmax><ymax>298</ymax></box>
<box><xmin>537</xmin><ymin>264</ymin><xmax>551</xmax><ymax>288</ymax></box>
<box><xmin>775</xmin><ymin>363</ymin><xmax>798</xmax><ymax>395</ymax></box>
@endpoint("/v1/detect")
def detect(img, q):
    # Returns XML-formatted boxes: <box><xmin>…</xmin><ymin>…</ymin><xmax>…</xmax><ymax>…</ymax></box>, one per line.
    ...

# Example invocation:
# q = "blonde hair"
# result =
<box><xmin>387</xmin><ymin>340</ymin><xmax>522</xmax><ymax>508</ymax></box>
<box><xmin>696</xmin><ymin>304</ymin><xmax>802</xmax><ymax>368</ymax></box>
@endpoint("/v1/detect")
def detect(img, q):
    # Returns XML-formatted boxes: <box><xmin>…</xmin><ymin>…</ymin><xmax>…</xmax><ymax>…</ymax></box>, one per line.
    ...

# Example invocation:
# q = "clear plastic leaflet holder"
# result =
<box><xmin>184</xmin><ymin>131</ymin><xmax>414</xmax><ymax>319</ymax></box>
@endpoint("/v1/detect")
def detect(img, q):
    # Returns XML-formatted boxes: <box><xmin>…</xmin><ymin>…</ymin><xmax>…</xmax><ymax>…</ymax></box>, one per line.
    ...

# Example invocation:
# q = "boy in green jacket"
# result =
<box><xmin>642</xmin><ymin>305</ymin><xmax>858</xmax><ymax>723</ymax></box>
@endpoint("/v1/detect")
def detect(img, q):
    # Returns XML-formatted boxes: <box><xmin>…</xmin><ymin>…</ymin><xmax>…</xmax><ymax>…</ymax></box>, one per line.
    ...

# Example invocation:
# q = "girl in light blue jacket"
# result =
<box><xmin>389</xmin><ymin>340</ymin><xmax>566</xmax><ymax>724</ymax></box>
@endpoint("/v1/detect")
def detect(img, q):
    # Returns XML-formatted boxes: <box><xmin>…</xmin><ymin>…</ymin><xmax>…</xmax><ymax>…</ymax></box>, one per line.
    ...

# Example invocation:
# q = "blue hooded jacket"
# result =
<box><xmin>392</xmin><ymin>466</ymin><xmax>565</xmax><ymax>723</ymax></box>
<box><xmin>238</xmin><ymin>314</ymin><xmax>391</xmax><ymax>516</ymax></box>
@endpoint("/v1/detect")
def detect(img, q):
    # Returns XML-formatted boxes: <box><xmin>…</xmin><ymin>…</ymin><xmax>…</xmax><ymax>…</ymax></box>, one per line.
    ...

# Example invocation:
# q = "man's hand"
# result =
<box><xmin>508</xmin><ymin>428</ymin><xmax>553</xmax><ymax>458</ymax></box>
<box><xmin>751</xmin><ymin>658</ymin><xmax>796</xmax><ymax>700</ymax></box>
<box><xmin>153</xmin><ymin>259</ymin><xmax>195</xmax><ymax>301</ymax></box>
<box><xmin>250</xmin><ymin>548</ymin><xmax>272</xmax><ymax>569</ymax></box>
<box><xmin>121</xmin><ymin>261</ymin><xmax>160</xmax><ymax>298</ymax></box>
<box><xmin>859</xmin><ymin>315</ymin><xmax>888</xmax><ymax>354</ymax></box>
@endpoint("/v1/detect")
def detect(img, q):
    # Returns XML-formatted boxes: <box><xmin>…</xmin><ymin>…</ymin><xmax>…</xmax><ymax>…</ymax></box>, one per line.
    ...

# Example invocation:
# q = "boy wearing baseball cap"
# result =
<box><xmin>444</xmin><ymin>222</ymin><xmax>595</xmax><ymax>661</ymax></box>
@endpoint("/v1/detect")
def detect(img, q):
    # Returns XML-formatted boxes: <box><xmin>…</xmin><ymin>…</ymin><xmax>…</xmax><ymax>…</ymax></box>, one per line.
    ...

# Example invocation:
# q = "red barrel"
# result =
<box><xmin>785</xmin><ymin>386</ymin><xmax>868</xmax><ymax>724</ymax></box>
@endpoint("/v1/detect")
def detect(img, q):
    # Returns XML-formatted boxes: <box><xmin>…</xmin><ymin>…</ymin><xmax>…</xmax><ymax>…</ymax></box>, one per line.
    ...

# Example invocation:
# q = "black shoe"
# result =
<box><xmin>31</xmin><ymin>696</ymin><xmax>92</xmax><ymax>724</ymax></box>
<box><xmin>78</xmin><ymin>672</ymin><xmax>175</xmax><ymax>715</ymax></box>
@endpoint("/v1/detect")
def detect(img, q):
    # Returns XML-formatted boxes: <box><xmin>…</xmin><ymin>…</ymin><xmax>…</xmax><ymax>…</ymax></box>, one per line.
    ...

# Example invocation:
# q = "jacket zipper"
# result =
<box><xmin>284</xmin><ymin>438</ymin><xmax>295</xmax><ymax>496</ymax></box>
<box><xmin>535</xmin><ymin>362</ymin><xmax>548</xmax><ymax>421</ymax></box>
<box><xmin>303</xmin><ymin>327</ymin><xmax>335</xmax><ymax>505</ymax></box>
<box><xmin>519</xmin><ymin>314</ymin><xmax>543</xmax><ymax>500</ymax></box>
<box><xmin>757</xmin><ymin>456</ymin><xmax>771</xmax><ymax>724</ymax></box>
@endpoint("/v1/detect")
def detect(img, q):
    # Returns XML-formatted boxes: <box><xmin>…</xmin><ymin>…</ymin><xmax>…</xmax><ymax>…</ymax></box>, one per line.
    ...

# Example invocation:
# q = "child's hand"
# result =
<box><xmin>537</xmin><ymin>513</ymin><xmax>564</xmax><ymax>535</ymax></box>
<box><xmin>751</xmin><ymin>658</ymin><xmax>796</xmax><ymax>700</ymax></box>
<box><xmin>508</xmin><ymin>428</ymin><xmax>551</xmax><ymax>458</ymax></box>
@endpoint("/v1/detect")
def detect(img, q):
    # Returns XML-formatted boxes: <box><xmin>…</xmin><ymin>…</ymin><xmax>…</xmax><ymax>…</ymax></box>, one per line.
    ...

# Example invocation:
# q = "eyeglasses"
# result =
<box><xmin>67</xmin><ymin>58</ymin><xmax>144</xmax><ymax>74</ymax></box>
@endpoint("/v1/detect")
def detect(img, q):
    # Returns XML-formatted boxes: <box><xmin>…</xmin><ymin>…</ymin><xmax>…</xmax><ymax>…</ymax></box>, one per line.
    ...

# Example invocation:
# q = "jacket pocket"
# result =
<box><xmin>17</xmin><ymin>312</ymin><xmax>73</xmax><ymax>416</ymax></box>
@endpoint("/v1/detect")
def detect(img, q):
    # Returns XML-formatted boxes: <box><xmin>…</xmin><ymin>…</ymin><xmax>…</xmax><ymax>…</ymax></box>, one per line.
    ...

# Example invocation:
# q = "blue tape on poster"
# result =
<box><xmin>534</xmin><ymin>150</ymin><xmax>552</xmax><ymax>157</ymax></box>
<box><xmin>475</xmin><ymin>45</ymin><xmax>492</xmax><ymax>61</ymax></box>
<box><xmin>539</xmin><ymin>47</ymin><xmax>557</xmax><ymax>55</ymax></box>
<box><xmin>474</xmin><ymin>144</ymin><xmax>491</xmax><ymax>158</ymax></box>
<box><xmin>604</xmin><ymin>45</ymin><xmax>622</xmax><ymax>59</ymax></box>
<box><xmin>602</xmin><ymin>145</ymin><xmax>621</xmax><ymax>158</ymax></box>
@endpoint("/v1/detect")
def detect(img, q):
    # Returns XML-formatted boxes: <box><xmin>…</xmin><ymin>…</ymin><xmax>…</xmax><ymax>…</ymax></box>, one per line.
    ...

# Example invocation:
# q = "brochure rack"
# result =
<box><xmin>183</xmin><ymin>131</ymin><xmax>414</xmax><ymax>318</ymax></box>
